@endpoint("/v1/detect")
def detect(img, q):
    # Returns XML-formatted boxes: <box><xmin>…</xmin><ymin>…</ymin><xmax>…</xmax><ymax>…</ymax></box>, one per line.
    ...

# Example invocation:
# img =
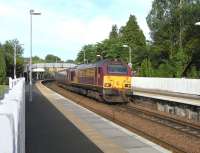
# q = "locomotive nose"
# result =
<box><xmin>103</xmin><ymin>76</ymin><xmax>131</xmax><ymax>89</ymax></box>
<box><xmin>115</xmin><ymin>80</ymin><xmax>122</xmax><ymax>88</ymax></box>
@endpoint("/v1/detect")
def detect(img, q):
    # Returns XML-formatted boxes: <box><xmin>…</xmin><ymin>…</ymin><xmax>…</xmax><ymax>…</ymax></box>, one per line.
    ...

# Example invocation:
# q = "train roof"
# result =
<box><xmin>77</xmin><ymin>59</ymin><xmax>110</xmax><ymax>69</ymax></box>
<box><xmin>56</xmin><ymin>59</ymin><xmax>127</xmax><ymax>72</ymax></box>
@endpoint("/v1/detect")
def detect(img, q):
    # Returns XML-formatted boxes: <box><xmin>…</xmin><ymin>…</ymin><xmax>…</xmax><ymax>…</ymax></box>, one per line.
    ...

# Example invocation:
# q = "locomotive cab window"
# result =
<box><xmin>108</xmin><ymin>64</ymin><xmax>128</xmax><ymax>74</ymax></box>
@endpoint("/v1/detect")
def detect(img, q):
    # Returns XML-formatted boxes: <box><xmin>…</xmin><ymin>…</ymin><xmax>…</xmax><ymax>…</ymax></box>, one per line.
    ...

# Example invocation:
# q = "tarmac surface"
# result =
<box><xmin>25</xmin><ymin>85</ymin><xmax>103</xmax><ymax>153</ymax></box>
<box><xmin>26</xmin><ymin>82</ymin><xmax>171</xmax><ymax>153</ymax></box>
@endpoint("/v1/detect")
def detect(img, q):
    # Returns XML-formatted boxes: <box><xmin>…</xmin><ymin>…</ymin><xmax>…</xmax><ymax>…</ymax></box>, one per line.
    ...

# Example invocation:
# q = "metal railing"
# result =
<box><xmin>24</xmin><ymin>63</ymin><xmax>77</xmax><ymax>72</ymax></box>
<box><xmin>0</xmin><ymin>78</ymin><xmax>25</xmax><ymax>153</ymax></box>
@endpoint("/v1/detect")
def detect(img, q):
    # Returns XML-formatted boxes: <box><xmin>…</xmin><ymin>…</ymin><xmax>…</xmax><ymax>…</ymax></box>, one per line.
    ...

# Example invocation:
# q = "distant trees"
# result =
<box><xmin>32</xmin><ymin>56</ymin><xmax>44</xmax><ymax>63</ymax></box>
<box><xmin>0</xmin><ymin>38</ymin><xmax>73</xmax><ymax>83</ymax></box>
<box><xmin>45</xmin><ymin>54</ymin><xmax>61</xmax><ymax>63</ymax></box>
<box><xmin>32</xmin><ymin>55</ymin><xmax>75</xmax><ymax>64</ymax></box>
<box><xmin>0</xmin><ymin>39</ymin><xmax>24</xmax><ymax>81</ymax></box>
<box><xmin>65</xmin><ymin>59</ymin><xmax>75</xmax><ymax>63</ymax></box>
<box><xmin>32</xmin><ymin>54</ymin><xmax>74</xmax><ymax>64</ymax></box>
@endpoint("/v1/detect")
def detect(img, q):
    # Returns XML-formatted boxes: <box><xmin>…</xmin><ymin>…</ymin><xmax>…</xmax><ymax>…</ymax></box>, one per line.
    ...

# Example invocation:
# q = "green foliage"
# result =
<box><xmin>75</xmin><ymin>2</ymin><xmax>200</xmax><ymax>78</ymax></box>
<box><xmin>147</xmin><ymin>0</ymin><xmax>200</xmax><ymax>78</ymax></box>
<box><xmin>187</xmin><ymin>66</ymin><xmax>199</xmax><ymax>78</ymax></box>
<box><xmin>45</xmin><ymin>54</ymin><xmax>61</xmax><ymax>63</ymax></box>
<box><xmin>102</xmin><ymin>39</ymin><xmax>124</xmax><ymax>60</ymax></box>
<box><xmin>154</xmin><ymin>62</ymin><xmax>175</xmax><ymax>77</ymax></box>
<box><xmin>1</xmin><ymin>39</ymin><xmax>24</xmax><ymax>78</ymax></box>
<box><xmin>140</xmin><ymin>58</ymin><xmax>153</xmax><ymax>77</ymax></box>
<box><xmin>75</xmin><ymin>44</ymin><xmax>97</xmax><ymax>64</ymax></box>
<box><xmin>120</xmin><ymin>15</ymin><xmax>147</xmax><ymax>68</ymax></box>
<box><xmin>32</xmin><ymin>56</ymin><xmax>44</xmax><ymax>63</ymax></box>
<box><xmin>109</xmin><ymin>25</ymin><xmax>118</xmax><ymax>39</ymax></box>
<box><xmin>75</xmin><ymin>15</ymin><xmax>147</xmax><ymax>70</ymax></box>
<box><xmin>0</xmin><ymin>48</ymin><xmax>6</xmax><ymax>84</ymax></box>
<box><xmin>0</xmin><ymin>85</ymin><xmax>8</xmax><ymax>98</ymax></box>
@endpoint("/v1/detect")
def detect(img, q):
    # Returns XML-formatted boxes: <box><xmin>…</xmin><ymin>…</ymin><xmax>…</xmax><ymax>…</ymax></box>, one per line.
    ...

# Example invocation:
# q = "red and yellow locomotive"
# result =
<box><xmin>55</xmin><ymin>59</ymin><xmax>132</xmax><ymax>103</ymax></box>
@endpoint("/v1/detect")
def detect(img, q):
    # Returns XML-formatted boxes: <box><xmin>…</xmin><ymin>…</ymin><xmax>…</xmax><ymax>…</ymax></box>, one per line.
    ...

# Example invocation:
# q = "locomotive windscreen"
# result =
<box><xmin>108</xmin><ymin>64</ymin><xmax>128</xmax><ymax>74</ymax></box>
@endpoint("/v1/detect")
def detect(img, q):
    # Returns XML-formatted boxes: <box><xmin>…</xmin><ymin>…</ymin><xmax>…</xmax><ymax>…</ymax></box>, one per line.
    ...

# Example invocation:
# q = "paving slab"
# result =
<box><xmin>110</xmin><ymin>136</ymin><xmax>148</xmax><ymax>149</ymax></box>
<box><xmin>126</xmin><ymin>147</ymin><xmax>163</xmax><ymax>153</ymax></box>
<box><xmin>35</xmin><ymin>82</ymin><xmax>172</xmax><ymax>153</ymax></box>
<box><xmin>25</xmin><ymin>85</ymin><xmax>103</xmax><ymax>153</ymax></box>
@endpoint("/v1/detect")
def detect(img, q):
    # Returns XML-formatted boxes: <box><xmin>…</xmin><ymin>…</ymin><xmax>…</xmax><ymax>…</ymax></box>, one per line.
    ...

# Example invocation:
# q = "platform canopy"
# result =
<box><xmin>32</xmin><ymin>68</ymin><xmax>45</xmax><ymax>72</ymax></box>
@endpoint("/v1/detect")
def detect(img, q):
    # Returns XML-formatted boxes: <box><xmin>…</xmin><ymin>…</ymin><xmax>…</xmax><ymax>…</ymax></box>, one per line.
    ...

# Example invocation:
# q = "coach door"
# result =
<box><xmin>97</xmin><ymin>67</ymin><xmax>103</xmax><ymax>86</ymax></box>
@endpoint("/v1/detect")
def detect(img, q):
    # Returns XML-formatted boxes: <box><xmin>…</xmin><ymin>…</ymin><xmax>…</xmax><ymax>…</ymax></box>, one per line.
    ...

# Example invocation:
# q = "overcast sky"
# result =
<box><xmin>0</xmin><ymin>0</ymin><xmax>153</xmax><ymax>61</ymax></box>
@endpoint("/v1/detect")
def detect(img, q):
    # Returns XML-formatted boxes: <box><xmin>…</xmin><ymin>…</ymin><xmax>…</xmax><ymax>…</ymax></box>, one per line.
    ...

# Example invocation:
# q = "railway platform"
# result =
<box><xmin>26</xmin><ymin>81</ymin><xmax>171</xmax><ymax>153</ymax></box>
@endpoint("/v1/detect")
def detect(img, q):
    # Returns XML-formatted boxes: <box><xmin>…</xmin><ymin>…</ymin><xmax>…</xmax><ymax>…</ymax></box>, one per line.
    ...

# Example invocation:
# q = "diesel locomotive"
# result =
<box><xmin>55</xmin><ymin>59</ymin><xmax>132</xmax><ymax>103</ymax></box>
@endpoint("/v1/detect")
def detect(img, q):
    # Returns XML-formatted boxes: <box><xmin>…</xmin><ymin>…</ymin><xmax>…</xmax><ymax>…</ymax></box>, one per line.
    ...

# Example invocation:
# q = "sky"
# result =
<box><xmin>0</xmin><ymin>0</ymin><xmax>153</xmax><ymax>61</ymax></box>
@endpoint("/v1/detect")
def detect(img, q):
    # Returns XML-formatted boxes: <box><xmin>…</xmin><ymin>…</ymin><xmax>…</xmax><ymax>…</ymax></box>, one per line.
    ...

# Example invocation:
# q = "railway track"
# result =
<box><xmin>118</xmin><ymin>105</ymin><xmax>200</xmax><ymax>138</ymax></box>
<box><xmin>43</xmin><ymin>80</ymin><xmax>200</xmax><ymax>153</ymax></box>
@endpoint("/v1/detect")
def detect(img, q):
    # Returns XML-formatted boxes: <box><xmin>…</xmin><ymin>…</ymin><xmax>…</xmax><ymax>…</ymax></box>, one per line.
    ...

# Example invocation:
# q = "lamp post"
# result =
<box><xmin>96</xmin><ymin>55</ymin><xmax>102</xmax><ymax>85</ymax></box>
<box><xmin>14</xmin><ymin>44</ymin><xmax>17</xmax><ymax>79</ymax></box>
<box><xmin>123</xmin><ymin>45</ymin><xmax>132</xmax><ymax>68</ymax></box>
<box><xmin>195</xmin><ymin>22</ymin><xmax>200</xmax><ymax>26</ymax></box>
<box><xmin>96</xmin><ymin>54</ymin><xmax>103</xmax><ymax>60</ymax></box>
<box><xmin>83</xmin><ymin>50</ymin><xmax>86</xmax><ymax>64</ymax></box>
<box><xmin>29</xmin><ymin>9</ymin><xmax>41</xmax><ymax>102</ymax></box>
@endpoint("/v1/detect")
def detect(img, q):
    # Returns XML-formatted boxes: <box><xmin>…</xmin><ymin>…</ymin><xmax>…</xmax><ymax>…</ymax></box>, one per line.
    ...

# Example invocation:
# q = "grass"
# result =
<box><xmin>0</xmin><ymin>85</ymin><xmax>8</xmax><ymax>99</ymax></box>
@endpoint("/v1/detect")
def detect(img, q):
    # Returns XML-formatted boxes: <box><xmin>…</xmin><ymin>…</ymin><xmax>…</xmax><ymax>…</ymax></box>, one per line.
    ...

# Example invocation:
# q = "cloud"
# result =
<box><xmin>30</xmin><ymin>14</ymin><xmax>116</xmax><ymax>59</ymax></box>
<box><xmin>0</xmin><ymin>4</ymin><xmax>14</xmax><ymax>16</ymax></box>
<box><xmin>56</xmin><ymin>16</ymin><xmax>114</xmax><ymax>43</ymax></box>
<box><xmin>0</xmin><ymin>0</ymin><xmax>153</xmax><ymax>60</ymax></box>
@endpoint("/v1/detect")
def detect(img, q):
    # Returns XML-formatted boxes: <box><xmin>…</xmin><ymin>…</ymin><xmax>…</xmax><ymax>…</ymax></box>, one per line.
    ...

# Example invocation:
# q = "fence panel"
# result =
<box><xmin>132</xmin><ymin>77</ymin><xmax>200</xmax><ymax>95</ymax></box>
<box><xmin>0</xmin><ymin>78</ymin><xmax>25</xmax><ymax>153</ymax></box>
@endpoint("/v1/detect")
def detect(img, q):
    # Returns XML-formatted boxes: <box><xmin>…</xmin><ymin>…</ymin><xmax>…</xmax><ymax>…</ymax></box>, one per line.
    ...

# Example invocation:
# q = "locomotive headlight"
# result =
<box><xmin>125</xmin><ymin>84</ymin><xmax>131</xmax><ymax>88</ymax></box>
<box><xmin>104</xmin><ymin>83</ymin><xmax>111</xmax><ymax>87</ymax></box>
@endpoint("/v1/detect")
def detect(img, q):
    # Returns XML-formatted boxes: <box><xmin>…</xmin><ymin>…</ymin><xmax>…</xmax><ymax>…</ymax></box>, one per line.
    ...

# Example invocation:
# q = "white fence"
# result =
<box><xmin>132</xmin><ymin>77</ymin><xmax>200</xmax><ymax>96</ymax></box>
<box><xmin>0</xmin><ymin>78</ymin><xmax>25</xmax><ymax>153</ymax></box>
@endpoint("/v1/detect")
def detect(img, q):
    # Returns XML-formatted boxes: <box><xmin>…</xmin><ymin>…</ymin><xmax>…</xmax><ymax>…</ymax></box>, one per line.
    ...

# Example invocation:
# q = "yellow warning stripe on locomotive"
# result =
<box><xmin>103</xmin><ymin>76</ymin><xmax>131</xmax><ymax>89</ymax></box>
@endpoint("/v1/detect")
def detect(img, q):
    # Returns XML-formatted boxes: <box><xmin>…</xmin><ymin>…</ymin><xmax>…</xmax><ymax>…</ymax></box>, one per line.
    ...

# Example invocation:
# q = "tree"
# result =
<box><xmin>109</xmin><ymin>25</ymin><xmax>118</xmax><ymax>39</ymax></box>
<box><xmin>147</xmin><ymin>0</ymin><xmax>200</xmax><ymax>78</ymax></box>
<box><xmin>75</xmin><ymin>14</ymin><xmax>147</xmax><ymax>71</ymax></box>
<box><xmin>102</xmin><ymin>38</ymin><xmax>126</xmax><ymax>60</ymax></box>
<box><xmin>75</xmin><ymin>44</ymin><xmax>97</xmax><ymax>64</ymax></box>
<box><xmin>45</xmin><ymin>54</ymin><xmax>61</xmax><ymax>63</ymax></box>
<box><xmin>0</xmin><ymin>48</ymin><xmax>6</xmax><ymax>84</ymax></box>
<box><xmin>140</xmin><ymin>58</ymin><xmax>154</xmax><ymax>77</ymax></box>
<box><xmin>32</xmin><ymin>56</ymin><xmax>44</xmax><ymax>63</ymax></box>
<box><xmin>120</xmin><ymin>15</ymin><xmax>147</xmax><ymax>68</ymax></box>
<box><xmin>2</xmin><ymin>39</ymin><xmax>24</xmax><ymax>78</ymax></box>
